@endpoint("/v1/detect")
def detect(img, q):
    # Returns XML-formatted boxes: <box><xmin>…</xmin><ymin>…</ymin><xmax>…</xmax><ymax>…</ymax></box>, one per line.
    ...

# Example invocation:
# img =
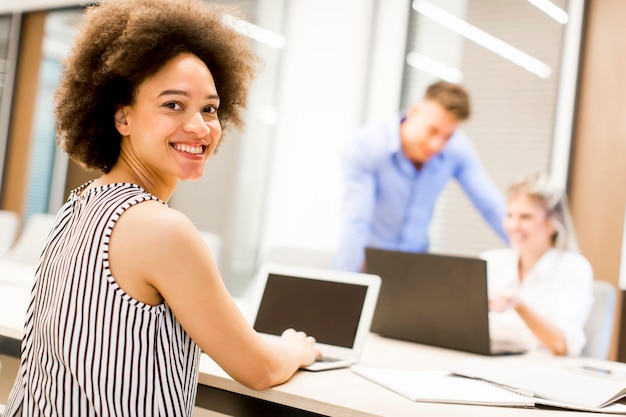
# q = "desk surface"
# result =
<box><xmin>196</xmin><ymin>333</ymin><xmax>626</xmax><ymax>417</ymax></box>
<box><xmin>1</xmin><ymin>285</ymin><xmax>625</xmax><ymax>417</ymax></box>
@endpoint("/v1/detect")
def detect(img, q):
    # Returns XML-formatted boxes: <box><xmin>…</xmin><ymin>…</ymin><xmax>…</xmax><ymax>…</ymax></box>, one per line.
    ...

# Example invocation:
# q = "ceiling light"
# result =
<box><xmin>527</xmin><ymin>0</ymin><xmax>569</xmax><ymax>24</ymax></box>
<box><xmin>412</xmin><ymin>0</ymin><xmax>552</xmax><ymax>79</ymax></box>
<box><xmin>223</xmin><ymin>15</ymin><xmax>286</xmax><ymax>49</ymax></box>
<box><xmin>406</xmin><ymin>52</ymin><xmax>464</xmax><ymax>83</ymax></box>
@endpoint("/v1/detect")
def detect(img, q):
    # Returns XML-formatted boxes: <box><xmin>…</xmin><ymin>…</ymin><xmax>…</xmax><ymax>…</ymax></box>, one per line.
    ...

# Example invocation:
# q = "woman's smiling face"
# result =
<box><xmin>114</xmin><ymin>52</ymin><xmax>222</xmax><ymax>183</ymax></box>
<box><xmin>504</xmin><ymin>193</ymin><xmax>556</xmax><ymax>255</ymax></box>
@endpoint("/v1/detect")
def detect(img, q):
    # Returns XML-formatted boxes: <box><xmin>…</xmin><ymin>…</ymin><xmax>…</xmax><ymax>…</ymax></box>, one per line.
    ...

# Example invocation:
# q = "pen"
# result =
<box><xmin>581</xmin><ymin>365</ymin><xmax>612</xmax><ymax>375</ymax></box>
<box><xmin>580</xmin><ymin>365</ymin><xmax>626</xmax><ymax>378</ymax></box>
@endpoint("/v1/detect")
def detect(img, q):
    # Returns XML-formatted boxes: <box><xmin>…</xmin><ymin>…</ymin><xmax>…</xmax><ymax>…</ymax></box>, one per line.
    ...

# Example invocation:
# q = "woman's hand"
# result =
<box><xmin>278</xmin><ymin>328</ymin><xmax>321</xmax><ymax>368</ymax></box>
<box><xmin>488</xmin><ymin>289</ymin><xmax>521</xmax><ymax>312</ymax></box>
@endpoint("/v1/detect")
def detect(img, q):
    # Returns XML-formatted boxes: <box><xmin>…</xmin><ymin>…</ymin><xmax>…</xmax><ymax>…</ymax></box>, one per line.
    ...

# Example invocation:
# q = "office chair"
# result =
<box><xmin>4</xmin><ymin>213</ymin><xmax>57</xmax><ymax>264</ymax></box>
<box><xmin>582</xmin><ymin>280</ymin><xmax>617</xmax><ymax>359</ymax></box>
<box><xmin>0</xmin><ymin>210</ymin><xmax>19</xmax><ymax>258</ymax></box>
<box><xmin>0</xmin><ymin>213</ymin><xmax>56</xmax><ymax>288</ymax></box>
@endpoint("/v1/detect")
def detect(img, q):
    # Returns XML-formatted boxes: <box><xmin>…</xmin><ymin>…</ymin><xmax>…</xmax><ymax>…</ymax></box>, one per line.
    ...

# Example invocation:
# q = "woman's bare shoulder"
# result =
<box><xmin>115</xmin><ymin>200</ymin><xmax>196</xmax><ymax>242</ymax></box>
<box><xmin>107</xmin><ymin>200</ymin><xmax>210</xmax><ymax>304</ymax></box>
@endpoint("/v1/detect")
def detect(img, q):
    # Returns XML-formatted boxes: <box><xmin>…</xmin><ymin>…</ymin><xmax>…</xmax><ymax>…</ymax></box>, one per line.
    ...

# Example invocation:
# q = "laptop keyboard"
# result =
<box><xmin>316</xmin><ymin>355</ymin><xmax>342</xmax><ymax>363</ymax></box>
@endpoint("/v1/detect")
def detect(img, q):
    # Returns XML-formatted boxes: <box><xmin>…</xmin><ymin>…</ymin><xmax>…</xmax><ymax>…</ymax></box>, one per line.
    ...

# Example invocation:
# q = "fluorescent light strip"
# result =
<box><xmin>527</xmin><ymin>0</ymin><xmax>569</xmax><ymax>24</ymax></box>
<box><xmin>223</xmin><ymin>15</ymin><xmax>286</xmax><ymax>49</ymax></box>
<box><xmin>406</xmin><ymin>52</ymin><xmax>464</xmax><ymax>83</ymax></box>
<box><xmin>412</xmin><ymin>0</ymin><xmax>552</xmax><ymax>79</ymax></box>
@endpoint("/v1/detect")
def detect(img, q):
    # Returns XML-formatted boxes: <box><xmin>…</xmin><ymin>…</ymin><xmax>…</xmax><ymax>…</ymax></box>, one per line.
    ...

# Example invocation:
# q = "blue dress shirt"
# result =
<box><xmin>333</xmin><ymin>116</ymin><xmax>507</xmax><ymax>272</ymax></box>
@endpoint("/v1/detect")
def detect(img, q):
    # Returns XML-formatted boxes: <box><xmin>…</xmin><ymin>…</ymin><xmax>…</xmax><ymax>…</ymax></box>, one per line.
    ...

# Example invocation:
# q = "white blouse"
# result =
<box><xmin>481</xmin><ymin>248</ymin><xmax>594</xmax><ymax>356</ymax></box>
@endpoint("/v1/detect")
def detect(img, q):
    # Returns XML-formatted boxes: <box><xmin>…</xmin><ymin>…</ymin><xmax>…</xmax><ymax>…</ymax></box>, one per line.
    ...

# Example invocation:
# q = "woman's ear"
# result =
<box><xmin>114</xmin><ymin>107</ymin><xmax>130</xmax><ymax>136</ymax></box>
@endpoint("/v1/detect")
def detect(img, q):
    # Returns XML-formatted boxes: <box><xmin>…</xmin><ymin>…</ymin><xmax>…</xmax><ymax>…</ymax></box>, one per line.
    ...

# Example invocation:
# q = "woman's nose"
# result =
<box><xmin>183</xmin><ymin>112</ymin><xmax>211</xmax><ymax>136</ymax></box>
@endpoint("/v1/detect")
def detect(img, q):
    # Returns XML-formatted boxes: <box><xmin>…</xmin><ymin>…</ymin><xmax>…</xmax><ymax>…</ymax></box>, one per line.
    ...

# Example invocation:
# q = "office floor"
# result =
<box><xmin>0</xmin><ymin>355</ymin><xmax>229</xmax><ymax>416</ymax></box>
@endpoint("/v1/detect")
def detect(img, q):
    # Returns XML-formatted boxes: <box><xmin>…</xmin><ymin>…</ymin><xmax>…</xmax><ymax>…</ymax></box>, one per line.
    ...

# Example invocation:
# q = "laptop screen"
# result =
<box><xmin>364</xmin><ymin>248</ymin><xmax>498</xmax><ymax>355</ymax></box>
<box><xmin>253</xmin><ymin>273</ymin><xmax>368</xmax><ymax>348</ymax></box>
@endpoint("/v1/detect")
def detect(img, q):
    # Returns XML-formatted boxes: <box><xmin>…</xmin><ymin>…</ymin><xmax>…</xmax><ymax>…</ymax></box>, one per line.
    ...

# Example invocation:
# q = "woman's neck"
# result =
<box><xmin>99</xmin><ymin>158</ymin><xmax>176</xmax><ymax>202</ymax></box>
<box><xmin>517</xmin><ymin>245</ymin><xmax>552</xmax><ymax>281</ymax></box>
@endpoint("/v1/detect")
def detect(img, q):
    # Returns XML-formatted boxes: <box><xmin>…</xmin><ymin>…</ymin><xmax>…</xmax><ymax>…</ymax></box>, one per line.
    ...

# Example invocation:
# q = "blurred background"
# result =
<box><xmin>0</xmin><ymin>0</ymin><xmax>624</xmax><ymax>357</ymax></box>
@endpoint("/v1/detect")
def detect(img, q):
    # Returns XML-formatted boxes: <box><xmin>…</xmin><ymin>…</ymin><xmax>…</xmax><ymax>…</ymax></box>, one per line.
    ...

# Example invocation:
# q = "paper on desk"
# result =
<box><xmin>352</xmin><ymin>366</ymin><xmax>535</xmax><ymax>407</ymax></box>
<box><xmin>451</xmin><ymin>357</ymin><xmax>626</xmax><ymax>413</ymax></box>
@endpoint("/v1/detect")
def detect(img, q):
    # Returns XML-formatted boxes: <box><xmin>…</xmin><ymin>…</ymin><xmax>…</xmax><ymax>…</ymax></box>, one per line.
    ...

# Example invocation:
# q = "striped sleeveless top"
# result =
<box><xmin>5</xmin><ymin>182</ymin><xmax>200</xmax><ymax>417</ymax></box>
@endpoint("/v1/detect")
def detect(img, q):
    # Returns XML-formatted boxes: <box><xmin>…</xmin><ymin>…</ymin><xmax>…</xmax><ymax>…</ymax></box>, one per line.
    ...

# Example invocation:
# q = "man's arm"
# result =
<box><xmin>453</xmin><ymin>134</ymin><xmax>508</xmax><ymax>242</ymax></box>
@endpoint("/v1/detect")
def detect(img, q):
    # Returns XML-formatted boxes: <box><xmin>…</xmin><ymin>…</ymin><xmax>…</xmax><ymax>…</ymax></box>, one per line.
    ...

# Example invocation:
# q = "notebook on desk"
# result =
<box><xmin>364</xmin><ymin>248</ymin><xmax>526</xmax><ymax>356</ymax></box>
<box><xmin>248</xmin><ymin>263</ymin><xmax>381</xmax><ymax>371</ymax></box>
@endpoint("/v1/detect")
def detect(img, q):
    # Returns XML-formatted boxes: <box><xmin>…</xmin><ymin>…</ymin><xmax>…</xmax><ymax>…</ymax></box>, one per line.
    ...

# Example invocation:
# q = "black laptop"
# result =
<box><xmin>364</xmin><ymin>248</ymin><xmax>525</xmax><ymax>356</ymax></box>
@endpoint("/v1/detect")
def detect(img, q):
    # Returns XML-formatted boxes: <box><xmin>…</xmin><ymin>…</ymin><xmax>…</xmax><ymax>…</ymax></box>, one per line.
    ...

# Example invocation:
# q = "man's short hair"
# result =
<box><xmin>423</xmin><ymin>81</ymin><xmax>471</xmax><ymax>121</ymax></box>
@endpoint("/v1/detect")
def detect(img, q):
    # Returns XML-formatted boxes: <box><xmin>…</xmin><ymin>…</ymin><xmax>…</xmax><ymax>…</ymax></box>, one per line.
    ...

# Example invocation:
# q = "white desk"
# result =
<box><xmin>195</xmin><ymin>333</ymin><xmax>626</xmax><ymax>417</ymax></box>
<box><xmin>1</xmin><ymin>287</ymin><xmax>625</xmax><ymax>416</ymax></box>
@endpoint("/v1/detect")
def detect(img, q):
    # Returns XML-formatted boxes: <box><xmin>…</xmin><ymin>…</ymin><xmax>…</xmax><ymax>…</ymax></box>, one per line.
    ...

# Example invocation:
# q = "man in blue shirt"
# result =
<box><xmin>333</xmin><ymin>81</ymin><xmax>507</xmax><ymax>272</ymax></box>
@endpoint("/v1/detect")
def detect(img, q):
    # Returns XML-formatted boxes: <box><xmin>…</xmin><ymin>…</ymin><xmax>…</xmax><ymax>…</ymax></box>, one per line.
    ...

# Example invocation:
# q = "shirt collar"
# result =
<box><xmin>391</xmin><ymin>114</ymin><xmax>448</xmax><ymax>176</ymax></box>
<box><xmin>391</xmin><ymin>115</ymin><xmax>416</xmax><ymax>176</ymax></box>
<box><xmin>527</xmin><ymin>248</ymin><xmax>559</xmax><ymax>281</ymax></box>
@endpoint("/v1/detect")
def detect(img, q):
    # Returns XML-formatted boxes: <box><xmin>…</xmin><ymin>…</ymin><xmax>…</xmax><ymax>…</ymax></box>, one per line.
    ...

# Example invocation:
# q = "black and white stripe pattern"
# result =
<box><xmin>5</xmin><ymin>182</ymin><xmax>200</xmax><ymax>416</ymax></box>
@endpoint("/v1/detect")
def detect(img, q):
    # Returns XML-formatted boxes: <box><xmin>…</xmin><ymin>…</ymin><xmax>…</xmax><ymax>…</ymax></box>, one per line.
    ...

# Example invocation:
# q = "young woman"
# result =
<box><xmin>483</xmin><ymin>173</ymin><xmax>594</xmax><ymax>356</ymax></box>
<box><xmin>5</xmin><ymin>1</ymin><xmax>319</xmax><ymax>415</ymax></box>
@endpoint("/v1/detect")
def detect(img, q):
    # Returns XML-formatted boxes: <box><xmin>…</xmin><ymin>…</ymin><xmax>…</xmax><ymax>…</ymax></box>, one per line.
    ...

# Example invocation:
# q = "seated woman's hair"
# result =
<box><xmin>55</xmin><ymin>0</ymin><xmax>259</xmax><ymax>173</ymax></box>
<box><xmin>506</xmin><ymin>172</ymin><xmax>579</xmax><ymax>252</ymax></box>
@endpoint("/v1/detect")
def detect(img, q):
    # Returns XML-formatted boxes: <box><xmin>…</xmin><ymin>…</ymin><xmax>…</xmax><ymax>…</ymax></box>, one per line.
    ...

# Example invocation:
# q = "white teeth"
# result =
<box><xmin>173</xmin><ymin>143</ymin><xmax>203</xmax><ymax>154</ymax></box>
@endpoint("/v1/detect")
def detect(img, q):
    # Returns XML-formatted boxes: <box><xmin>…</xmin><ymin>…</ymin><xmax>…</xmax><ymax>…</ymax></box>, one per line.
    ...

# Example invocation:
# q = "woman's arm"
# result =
<box><xmin>489</xmin><ymin>292</ymin><xmax>567</xmax><ymax>355</ymax></box>
<box><xmin>513</xmin><ymin>301</ymin><xmax>567</xmax><ymax>355</ymax></box>
<box><xmin>108</xmin><ymin>201</ymin><xmax>319</xmax><ymax>389</ymax></box>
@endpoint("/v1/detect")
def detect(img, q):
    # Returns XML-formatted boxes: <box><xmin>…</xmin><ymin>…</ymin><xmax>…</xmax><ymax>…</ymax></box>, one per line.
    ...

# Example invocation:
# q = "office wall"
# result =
<box><xmin>570</xmin><ymin>0</ymin><xmax>626</xmax><ymax>361</ymax></box>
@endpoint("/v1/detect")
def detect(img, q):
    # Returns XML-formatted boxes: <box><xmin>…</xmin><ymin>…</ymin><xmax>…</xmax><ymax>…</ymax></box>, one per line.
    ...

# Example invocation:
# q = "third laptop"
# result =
<box><xmin>364</xmin><ymin>247</ymin><xmax>525</xmax><ymax>356</ymax></box>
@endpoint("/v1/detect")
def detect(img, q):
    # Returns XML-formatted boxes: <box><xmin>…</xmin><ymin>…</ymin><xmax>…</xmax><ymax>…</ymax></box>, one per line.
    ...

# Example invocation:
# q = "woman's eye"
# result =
<box><xmin>164</xmin><ymin>102</ymin><xmax>182</xmax><ymax>110</ymax></box>
<box><xmin>203</xmin><ymin>105</ymin><xmax>218</xmax><ymax>114</ymax></box>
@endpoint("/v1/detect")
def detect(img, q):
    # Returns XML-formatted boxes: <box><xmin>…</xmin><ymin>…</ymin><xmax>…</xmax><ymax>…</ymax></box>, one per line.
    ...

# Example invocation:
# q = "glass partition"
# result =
<box><xmin>400</xmin><ymin>0</ymin><xmax>571</xmax><ymax>257</ymax></box>
<box><xmin>0</xmin><ymin>13</ymin><xmax>19</xmax><ymax>201</ymax></box>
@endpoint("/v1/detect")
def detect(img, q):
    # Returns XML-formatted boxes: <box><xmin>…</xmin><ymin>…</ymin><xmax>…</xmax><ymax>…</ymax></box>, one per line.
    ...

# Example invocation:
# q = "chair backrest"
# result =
<box><xmin>582</xmin><ymin>280</ymin><xmax>616</xmax><ymax>359</ymax></box>
<box><xmin>5</xmin><ymin>213</ymin><xmax>57</xmax><ymax>264</ymax></box>
<box><xmin>0</xmin><ymin>210</ymin><xmax>20</xmax><ymax>257</ymax></box>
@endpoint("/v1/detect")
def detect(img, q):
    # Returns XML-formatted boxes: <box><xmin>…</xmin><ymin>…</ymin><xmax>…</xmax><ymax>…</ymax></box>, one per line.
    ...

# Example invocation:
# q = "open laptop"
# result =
<box><xmin>248</xmin><ymin>263</ymin><xmax>381</xmax><ymax>371</ymax></box>
<box><xmin>364</xmin><ymin>248</ymin><xmax>526</xmax><ymax>356</ymax></box>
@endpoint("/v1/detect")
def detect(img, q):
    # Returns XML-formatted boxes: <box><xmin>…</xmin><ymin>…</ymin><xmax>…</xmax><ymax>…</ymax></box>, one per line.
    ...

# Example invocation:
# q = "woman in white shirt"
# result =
<box><xmin>482</xmin><ymin>173</ymin><xmax>593</xmax><ymax>356</ymax></box>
